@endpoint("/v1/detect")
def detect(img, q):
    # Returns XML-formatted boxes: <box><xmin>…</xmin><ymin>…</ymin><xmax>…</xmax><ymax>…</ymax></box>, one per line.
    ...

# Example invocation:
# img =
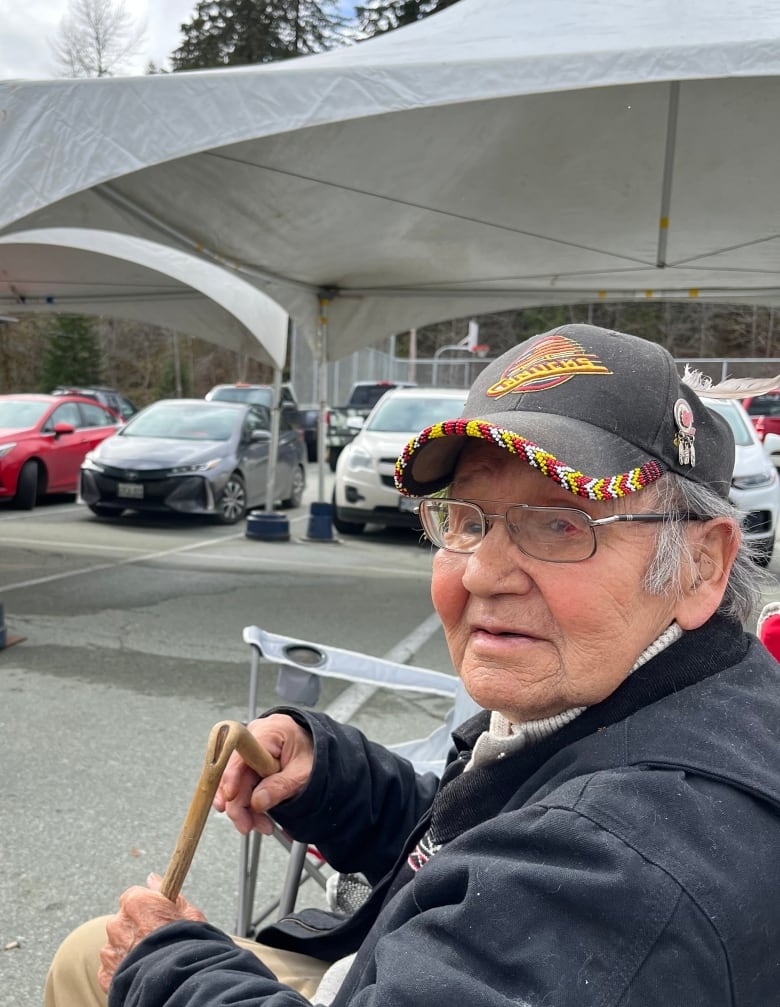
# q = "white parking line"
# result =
<box><xmin>0</xmin><ymin>531</ymin><xmax>432</xmax><ymax>592</ymax></box>
<box><xmin>0</xmin><ymin>532</ymin><xmax>244</xmax><ymax>593</ymax></box>
<box><xmin>0</xmin><ymin>502</ymin><xmax>84</xmax><ymax>521</ymax></box>
<box><xmin>322</xmin><ymin>612</ymin><xmax>446</xmax><ymax>723</ymax></box>
<box><xmin>0</xmin><ymin>535</ymin><xmax>148</xmax><ymax>554</ymax></box>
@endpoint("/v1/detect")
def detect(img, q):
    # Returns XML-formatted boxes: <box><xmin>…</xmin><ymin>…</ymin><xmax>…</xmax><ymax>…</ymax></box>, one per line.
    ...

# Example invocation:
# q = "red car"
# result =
<box><xmin>0</xmin><ymin>393</ymin><xmax>120</xmax><ymax>509</ymax></box>
<box><xmin>742</xmin><ymin>392</ymin><xmax>780</xmax><ymax>442</ymax></box>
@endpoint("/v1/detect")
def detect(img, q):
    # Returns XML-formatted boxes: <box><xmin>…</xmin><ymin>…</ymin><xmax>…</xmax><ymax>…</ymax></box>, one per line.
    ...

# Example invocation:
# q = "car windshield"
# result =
<box><xmin>367</xmin><ymin>394</ymin><xmax>465</xmax><ymax>433</ymax></box>
<box><xmin>705</xmin><ymin>400</ymin><xmax>754</xmax><ymax>447</ymax></box>
<box><xmin>350</xmin><ymin>384</ymin><xmax>398</xmax><ymax>408</ymax></box>
<box><xmin>210</xmin><ymin>387</ymin><xmax>273</xmax><ymax>407</ymax></box>
<box><xmin>745</xmin><ymin>394</ymin><xmax>780</xmax><ymax>417</ymax></box>
<box><xmin>122</xmin><ymin>404</ymin><xmax>238</xmax><ymax>441</ymax></box>
<box><xmin>0</xmin><ymin>399</ymin><xmax>50</xmax><ymax>429</ymax></box>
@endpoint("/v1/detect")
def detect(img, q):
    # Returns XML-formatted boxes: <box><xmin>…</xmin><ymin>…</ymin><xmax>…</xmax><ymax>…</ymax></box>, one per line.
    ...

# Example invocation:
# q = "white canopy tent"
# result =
<box><xmin>4</xmin><ymin>0</ymin><xmax>780</xmax><ymax>362</ymax></box>
<box><xmin>0</xmin><ymin>228</ymin><xmax>288</xmax><ymax>369</ymax></box>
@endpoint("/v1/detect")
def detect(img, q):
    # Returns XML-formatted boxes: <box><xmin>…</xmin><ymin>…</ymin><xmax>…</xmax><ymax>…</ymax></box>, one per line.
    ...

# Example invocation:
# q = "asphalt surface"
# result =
<box><xmin>0</xmin><ymin>468</ymin><xmax>455</xmax><ymax>1005</ymax></box>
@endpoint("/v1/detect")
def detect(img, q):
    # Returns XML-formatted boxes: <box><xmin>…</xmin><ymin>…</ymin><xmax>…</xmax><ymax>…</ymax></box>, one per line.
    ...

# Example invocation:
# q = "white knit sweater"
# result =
<box><xmin>468</xmin><ymin>621</ymin><xmax>684</xmax><ymax>770</ymax></box>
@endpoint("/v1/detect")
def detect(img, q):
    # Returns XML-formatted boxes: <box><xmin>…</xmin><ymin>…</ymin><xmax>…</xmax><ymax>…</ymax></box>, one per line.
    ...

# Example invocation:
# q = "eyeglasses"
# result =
<box><xmin>417</xmin><ymin>497</ymin><xmax>703</xmax><ymax>564</ymax></box>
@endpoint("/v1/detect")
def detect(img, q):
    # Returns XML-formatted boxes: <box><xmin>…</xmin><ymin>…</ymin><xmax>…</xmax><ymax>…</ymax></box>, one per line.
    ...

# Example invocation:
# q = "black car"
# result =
<box><xmin>79</xmin><ymin>399</ymin><xmax>306</xmax><ymax>524</ymax></box>
<box><xmin>205</xmin><ymin>382</ymin><xmax>320</xmax><ymax>462</ymax></box>
<box><xmin>52</xmin><ymin>385</ymin><xmax>138</xmax><ymax>422</ymax></box>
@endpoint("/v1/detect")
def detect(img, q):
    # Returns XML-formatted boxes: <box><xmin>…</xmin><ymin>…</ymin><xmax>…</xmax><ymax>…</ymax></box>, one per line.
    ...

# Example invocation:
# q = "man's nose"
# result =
<box><xmin>461</xmin><ymin>516</ymin><xmax>533</xmax><ymax>593</ymax></box>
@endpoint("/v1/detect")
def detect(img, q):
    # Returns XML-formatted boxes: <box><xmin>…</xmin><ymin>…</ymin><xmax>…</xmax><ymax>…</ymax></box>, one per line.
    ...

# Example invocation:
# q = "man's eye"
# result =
<box><xmin>449</xmin><ymin>512</ymin><xmax>480</xmax><ymax>534</ymax></box>
<box><xmin>547</xmin><ymin>517</ymin><xmax>578</xmax><ymax>536</ymax></box>
<box><xmin>523</xmin><ymin>511</ymin><xmax>586</xmax><ymax>539</ymax></box>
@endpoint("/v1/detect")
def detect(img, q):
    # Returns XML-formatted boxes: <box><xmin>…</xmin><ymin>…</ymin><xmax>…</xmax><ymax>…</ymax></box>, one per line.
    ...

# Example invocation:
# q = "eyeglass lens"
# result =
<box><xmin>420</xmin><ymin>499</ymin><xmax>597</xmax><ymax>562</ymax></box>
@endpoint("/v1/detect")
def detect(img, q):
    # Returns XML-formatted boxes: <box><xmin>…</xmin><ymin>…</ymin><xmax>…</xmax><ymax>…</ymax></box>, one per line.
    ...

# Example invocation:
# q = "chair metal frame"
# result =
<box><xmin>235</xmin><ymin>625</ymin><xmax>476</xmax><ymax>937</ymax></box>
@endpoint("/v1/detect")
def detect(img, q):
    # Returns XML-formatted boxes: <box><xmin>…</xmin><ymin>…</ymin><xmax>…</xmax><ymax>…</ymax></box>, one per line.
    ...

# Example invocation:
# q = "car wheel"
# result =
<box><xmin>306</xmin><ymin>440</ymin><xmax>317</xmax><ymax>463</ymax></box>
<box><xmin>328</xmin><ymin>447</ymin><xmax>341</xmax><ymax>473</ymax></box>
<box><xmin>14</xmin><ymin>460</ymin><xmax>39</xmax><ymax>509</ymax></box>
<box><xmin>281</xmin><ymin>465</ymin><xmax>305</xmax><ymax>509</ymax></box>
<box><xmin>89</xmin><ymin>504</ymin><xmax>123</xmax><ymax>518</ymax></box>
<box><xmin>218</xmin><ymin>473</ymin><xmax>247</xmax><ymax>524</ymax></box>
<box><xmin>332</xmin><ymin>492</ymin><xmax>365</xmax><ymax>535</ymax></box>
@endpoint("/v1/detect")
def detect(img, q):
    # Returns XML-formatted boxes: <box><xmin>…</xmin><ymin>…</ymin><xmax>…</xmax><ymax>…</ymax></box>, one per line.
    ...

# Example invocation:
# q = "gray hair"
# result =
<box><xmin>435</xmin><ymin>468</ymin><xmax>767</xmax><ymax>624</ymax></box>
<box><xmin>641</xmin><ymin>473</ymin><xmax>768</xmax><ymax>624</ymax></box>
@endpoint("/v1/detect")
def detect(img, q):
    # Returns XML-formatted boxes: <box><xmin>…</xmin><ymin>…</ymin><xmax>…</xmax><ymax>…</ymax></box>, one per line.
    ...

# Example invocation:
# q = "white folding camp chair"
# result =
<box><xmin>235</xmin><ymin>625</ymin><xmax>481</xmax><ymax>937</ymax></box>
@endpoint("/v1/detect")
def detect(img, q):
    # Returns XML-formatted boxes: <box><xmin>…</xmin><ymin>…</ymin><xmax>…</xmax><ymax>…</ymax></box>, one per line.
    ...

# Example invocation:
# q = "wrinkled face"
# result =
<box><xmin>430</xmin><ymin>442</ymin><xmax>681</xmax><ymax>723</ymax></box>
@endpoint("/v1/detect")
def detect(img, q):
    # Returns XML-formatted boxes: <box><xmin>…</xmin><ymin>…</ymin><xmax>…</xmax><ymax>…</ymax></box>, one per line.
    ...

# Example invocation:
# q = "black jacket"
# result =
<box><xmin>111</xmin><ymin>616</ymin><xmax>780</xmax><ymax>1006</ymax></box>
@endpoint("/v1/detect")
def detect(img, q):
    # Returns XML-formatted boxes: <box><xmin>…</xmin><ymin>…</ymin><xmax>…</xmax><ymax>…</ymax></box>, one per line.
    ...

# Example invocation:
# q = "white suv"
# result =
<box><xmin>332</xmin><ymin>386</ymin><xmax>468</xmax><ymax>535</ymax></box>
<box><xmin>704</xmin><ymin>396</ymin><xmax>780</xmax><ymax>566</ymax></box>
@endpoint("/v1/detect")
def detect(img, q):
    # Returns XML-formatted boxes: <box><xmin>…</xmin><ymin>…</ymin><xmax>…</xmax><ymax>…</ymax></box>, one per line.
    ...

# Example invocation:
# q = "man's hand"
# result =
<box><xmin>98</xmin><ymin>873</ymin><xmax>206</xmax><ymax>993</ymax></box>
<box><xmin>214</xmin><ymin>713</ymin><xmax>314</xmax><ymax>835</ymax></box>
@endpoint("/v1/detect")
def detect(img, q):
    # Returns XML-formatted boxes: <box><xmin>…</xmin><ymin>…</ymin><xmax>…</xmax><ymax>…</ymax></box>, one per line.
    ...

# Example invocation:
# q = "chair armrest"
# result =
<box><xmin>242</xmin><ymin>624</ymin><xmax>458</xmax><ymax>698</ymax></box>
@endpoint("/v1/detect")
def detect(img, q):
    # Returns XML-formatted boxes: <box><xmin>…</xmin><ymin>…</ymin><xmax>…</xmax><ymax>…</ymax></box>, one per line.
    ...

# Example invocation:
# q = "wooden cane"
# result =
<box><xmin>160</xmin><ymin>720</ymin><xmax>281</xmax><ymax>902</ymax></box>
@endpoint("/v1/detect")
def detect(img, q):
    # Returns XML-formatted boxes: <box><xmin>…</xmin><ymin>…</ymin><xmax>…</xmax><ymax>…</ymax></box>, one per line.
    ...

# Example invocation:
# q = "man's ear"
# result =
<box><xmin>674</xmin><ymin>518</ymin><xmax>740</xmax><ymax>630</ymax></box>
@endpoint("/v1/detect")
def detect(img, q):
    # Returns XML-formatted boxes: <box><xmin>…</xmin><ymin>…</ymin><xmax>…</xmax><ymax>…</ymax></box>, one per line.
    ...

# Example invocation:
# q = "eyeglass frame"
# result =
<box><xmin>416</xmin><ymin>496</ymin><xmax>706</xmax><ymax>564</ymax></box>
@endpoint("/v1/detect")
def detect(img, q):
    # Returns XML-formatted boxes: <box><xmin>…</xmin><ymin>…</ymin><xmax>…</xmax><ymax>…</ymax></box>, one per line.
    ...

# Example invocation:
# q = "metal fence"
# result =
<box><xmin>289</xmin><ymin>329</ymin><xmax>780</xmax><ymax>406</ymax></box>
<box><xmin>290</xmin><ymin>332</ymin><xmax>496</xmax><ymax>405</ymax></box>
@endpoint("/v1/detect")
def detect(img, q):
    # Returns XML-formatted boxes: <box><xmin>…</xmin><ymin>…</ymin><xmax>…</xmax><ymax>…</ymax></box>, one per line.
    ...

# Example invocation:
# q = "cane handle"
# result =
<box><xmin>160</xmin><ymin>720</ymin><xmax>281</xmax><ymax>901</ymax></box>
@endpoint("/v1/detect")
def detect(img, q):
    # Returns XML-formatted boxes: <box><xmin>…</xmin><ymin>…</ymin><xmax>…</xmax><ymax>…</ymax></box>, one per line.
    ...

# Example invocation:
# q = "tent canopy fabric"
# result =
<box><xmin>0</xmin><ymin>229</ymin><xmax>289</xmax><ymax>368</ymax></box>
<box><xmin>3</xmin><ymin>0</ymin><xmax>780</xmax><ymax>358</ymax></box>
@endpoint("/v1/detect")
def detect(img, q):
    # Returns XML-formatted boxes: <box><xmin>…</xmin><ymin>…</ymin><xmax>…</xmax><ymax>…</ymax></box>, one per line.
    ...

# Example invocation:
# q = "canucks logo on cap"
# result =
<box><xmin>486</xmin><ymin>334</ymin><xmax>612</xmax><ymax>397</ymax></box>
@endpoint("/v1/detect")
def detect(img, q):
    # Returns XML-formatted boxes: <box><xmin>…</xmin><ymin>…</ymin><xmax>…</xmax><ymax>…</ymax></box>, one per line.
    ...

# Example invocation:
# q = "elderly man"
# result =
<box><xmin>48</xmin><ymin>324</ymin><xmax>780</xmax><ymax>1006</ymax></box>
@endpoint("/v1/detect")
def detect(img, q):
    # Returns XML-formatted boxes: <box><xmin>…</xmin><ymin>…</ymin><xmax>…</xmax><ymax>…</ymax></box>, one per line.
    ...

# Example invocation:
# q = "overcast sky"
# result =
<box><xmin>0</xmin><ymin>0</ymin><xmax>213</xmax><ymax>79</ymax></box>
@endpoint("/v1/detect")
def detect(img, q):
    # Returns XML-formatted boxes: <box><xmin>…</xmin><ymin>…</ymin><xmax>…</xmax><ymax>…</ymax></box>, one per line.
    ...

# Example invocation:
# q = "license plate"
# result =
<box><xmin>398</xmin><ymin>495</ymin><xmax>418</xmax><ymax>513</ymax></box>
<box><xmin>118</xmin><ymin>482</ymin><xmax>144</xmax><ymax>499</ymax></box>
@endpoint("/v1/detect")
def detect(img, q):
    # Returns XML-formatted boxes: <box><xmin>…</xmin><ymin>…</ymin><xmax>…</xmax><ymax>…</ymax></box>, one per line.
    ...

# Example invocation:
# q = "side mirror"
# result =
<box><xmin>250</xmin><ymin>429</ymin><xmax>272</xmax><ymax>442</ymax></box>
<box><xmin>346</xmin><ymin>415</ymin><xmax>364</xmax><ymax>432</ymax></box>
<box><xmin>763</xmin><ymin>432</ymin><xmax>780</xmax><ymax>466</ymax></box>
<box><xmin>53</xmin><ymin>422</ymin><xmax>76</xmax><ymax>437</ymax></box>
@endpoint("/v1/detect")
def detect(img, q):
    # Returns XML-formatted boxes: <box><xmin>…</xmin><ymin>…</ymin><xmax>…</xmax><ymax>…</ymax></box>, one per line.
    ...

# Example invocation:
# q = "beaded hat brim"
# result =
<box><xmin>395</xmin><ymin>414</ymin><xmax>665</xmax><ymax>502</ymax></box>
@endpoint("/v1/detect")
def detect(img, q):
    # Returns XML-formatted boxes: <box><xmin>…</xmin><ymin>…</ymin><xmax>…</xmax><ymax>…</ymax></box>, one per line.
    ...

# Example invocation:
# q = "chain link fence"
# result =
<box><xmin>290</xmin><ymin>328</ymin><xmax>780</xmax><ymax>407</ymax></box>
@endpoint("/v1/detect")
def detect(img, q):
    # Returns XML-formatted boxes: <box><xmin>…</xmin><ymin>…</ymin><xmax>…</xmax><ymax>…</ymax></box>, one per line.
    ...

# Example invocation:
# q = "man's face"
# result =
<box><xmin>430</xmin><ymin>442</ymin><xmax>680</xmax><ymax>722</ymax></box>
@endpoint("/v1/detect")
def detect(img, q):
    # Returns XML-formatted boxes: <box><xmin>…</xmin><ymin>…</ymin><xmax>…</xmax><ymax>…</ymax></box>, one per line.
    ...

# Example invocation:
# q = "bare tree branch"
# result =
<box><xmin>50</xmin><ymin>0</ymin><xmax>147</xmax><ymax>77</ymax></box>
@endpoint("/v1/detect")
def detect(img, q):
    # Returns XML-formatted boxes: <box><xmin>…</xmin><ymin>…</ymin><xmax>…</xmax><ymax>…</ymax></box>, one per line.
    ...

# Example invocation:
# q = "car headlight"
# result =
<box><xmin>732</xmin><ymin>470</ymin><xmax>778</xmax><ymax>490</ymax></box>
<box><xmin>345</xmin><ymin>447</ymin><xmax>375</xmax><ymax>472</ymax></box>
<box><xmin>0</xmin><ymin>442</ymin><xmax>17</xmax><ymax>458</ymax></box>
<box><xmin>82</xmin><ymin>454</ymin><xmax>105</xmax><ymax>471</ymax></box>
<box><xmin>168</xmin><ymin>458</ymin><xmax>222</xmax><ymax>475</ymax></box>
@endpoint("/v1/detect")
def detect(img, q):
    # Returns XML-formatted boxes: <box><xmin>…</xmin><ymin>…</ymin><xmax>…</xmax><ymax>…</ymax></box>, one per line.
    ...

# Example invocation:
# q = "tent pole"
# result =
<box><xmin>245</xmin><ymin>321</ymin><xmax>293</xmax><ymax>543</ymax></box>
<box><xmin>305</xmin><ymin>293</ymin><xmax>335</xmax><ymax>541</ymax></box>
<box><xmin>656</xmin><ymin>81</ymin><xmax>680</xmax><ymax>269</ymax></box>
<box><xmin>264</xmin><ymin>365</ymin><xmax>283</xmax><ymax>513</ymax></box>
<box><xmin>316</xmin><ymin>296</ymin><xmax>330</xmax><ymax>503</ymax></box>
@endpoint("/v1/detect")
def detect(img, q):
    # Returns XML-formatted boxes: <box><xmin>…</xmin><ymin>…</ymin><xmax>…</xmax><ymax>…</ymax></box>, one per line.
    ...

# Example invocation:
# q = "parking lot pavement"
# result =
<box><xmin>0</xmin><ymin>484</ymin><xmax>455</xmax><ymax>1005</ymax></box>
<box><xmin>2</xmin><ymin>473</ymin><xmax>779</xmax><ymax>1004</ymax></box>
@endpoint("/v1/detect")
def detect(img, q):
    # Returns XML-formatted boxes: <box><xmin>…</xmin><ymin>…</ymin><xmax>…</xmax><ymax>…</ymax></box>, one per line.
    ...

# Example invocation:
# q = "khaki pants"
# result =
<box><xmin>44</xmin><ymin>915</ymin><xmax>330</xmax><ymax>1006</ymax></box>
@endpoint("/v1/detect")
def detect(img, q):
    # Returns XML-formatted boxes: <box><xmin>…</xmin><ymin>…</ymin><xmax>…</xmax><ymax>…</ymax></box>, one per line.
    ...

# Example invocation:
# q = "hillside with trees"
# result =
<box><xmin>3</xmin><ymin>299</ymin><xmax>779</xmax><ymax>406</ymax></box>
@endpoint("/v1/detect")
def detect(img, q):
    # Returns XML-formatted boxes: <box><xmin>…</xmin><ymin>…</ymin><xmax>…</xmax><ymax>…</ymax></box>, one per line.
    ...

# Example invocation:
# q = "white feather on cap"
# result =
<box><xmin>682</xmin><ymin>366</ymin><xmax>780</xmax><ymax>399</ymax></box>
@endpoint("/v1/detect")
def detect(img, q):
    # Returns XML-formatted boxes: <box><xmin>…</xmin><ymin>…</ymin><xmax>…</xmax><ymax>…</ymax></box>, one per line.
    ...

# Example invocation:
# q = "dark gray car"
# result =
<box><xmin>51</xmin><ymin>385</ymin><xmax>138</xmax><ymax>421</ymax></box>
<box><xmin>79</xmin><ymin>399</ymin><xmax>306</xmax><ymax>524</ymax></box>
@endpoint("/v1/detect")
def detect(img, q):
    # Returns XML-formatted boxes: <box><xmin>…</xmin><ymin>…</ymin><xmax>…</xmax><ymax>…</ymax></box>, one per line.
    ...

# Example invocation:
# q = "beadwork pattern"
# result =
<box><xmin>395</xmin><ymin>419</ymin><xmax>664</xmax><ymax>500</ymax></box>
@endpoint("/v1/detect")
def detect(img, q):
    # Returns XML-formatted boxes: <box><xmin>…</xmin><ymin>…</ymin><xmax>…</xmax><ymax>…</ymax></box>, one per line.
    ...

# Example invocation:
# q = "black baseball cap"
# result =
<box><xmin>395</xmin><ymin>324</ymin><xmax>735</xmax><ymax>500</ymax></box>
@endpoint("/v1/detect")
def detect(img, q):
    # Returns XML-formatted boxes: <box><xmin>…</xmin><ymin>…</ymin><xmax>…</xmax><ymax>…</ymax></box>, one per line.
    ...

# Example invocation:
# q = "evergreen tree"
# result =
<box><xmin>278</xmin><ymin>1</ymin><xmax>347</xmax><ymax>55</ymax></box>
<box><xmin>354</xmin><ymin>0</ymin><xmax>460</xmax><ymax>36</ymax></box>
<box><xmin>41</xmin><ymin>315</ymin><xmax>102</xmax><ymax>391</ymax></box>
<box><xmin>171</xmin><ymin>0</ymin><xmax>344</xmax><ymax>70</ymax></box>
